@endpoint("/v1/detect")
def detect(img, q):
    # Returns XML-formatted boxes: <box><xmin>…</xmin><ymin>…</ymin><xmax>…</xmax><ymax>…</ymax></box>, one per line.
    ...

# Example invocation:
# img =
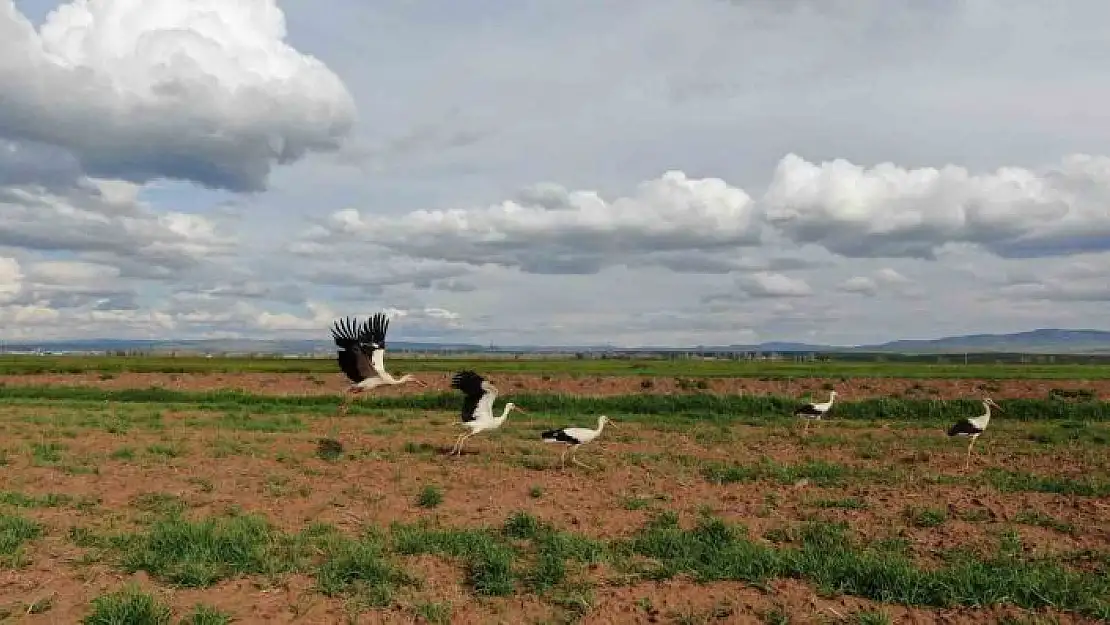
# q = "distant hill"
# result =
<box><xmin>859</xmin><ymin>329</ymin><xmax>1110</xmax><ymax>355</ymax></box>
<box><xmin>2</xmin><ymin>328</ymin><xmax>1110</xmax><ymax>355</ymax></box>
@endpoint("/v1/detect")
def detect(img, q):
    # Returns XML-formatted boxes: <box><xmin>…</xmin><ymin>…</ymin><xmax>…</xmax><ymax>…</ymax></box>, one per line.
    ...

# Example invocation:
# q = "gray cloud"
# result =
<box><xmin>0</xmin><ymin>0</ymin><xmax>356</xmax><ymax>192</ymax></box>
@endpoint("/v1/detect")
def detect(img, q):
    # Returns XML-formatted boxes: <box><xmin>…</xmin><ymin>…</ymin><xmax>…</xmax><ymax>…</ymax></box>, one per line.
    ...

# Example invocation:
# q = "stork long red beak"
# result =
<box><xmin>513</xmin><ymin>406</ymin><xmax>529</xmax><ymax>414</ymax></box>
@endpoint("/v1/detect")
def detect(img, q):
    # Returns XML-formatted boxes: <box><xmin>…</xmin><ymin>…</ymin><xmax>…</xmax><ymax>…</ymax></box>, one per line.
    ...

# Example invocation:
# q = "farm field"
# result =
<box><xmin>0</xmin><ymin>357</ymin><xmax>1108</xmax><ymax>624</ymax></box>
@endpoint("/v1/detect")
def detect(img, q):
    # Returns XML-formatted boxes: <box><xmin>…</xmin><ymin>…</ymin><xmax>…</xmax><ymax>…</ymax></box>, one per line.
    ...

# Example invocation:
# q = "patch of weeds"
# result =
<box><xmin>130</xmin><ymin>492</ymin><xmax>188</xmax><ymax>518</ymax></box>
<box><xmin>666</xmin><ymin>599</ymin><xmax>735</xmax><ymax>624</ymax></box>
<box><xmin>622</xmin><ymin>495</ymin><xmax>651</xmax><ymax>511</ymax></box>
<box><xmin>627</xmin><ymin>513</ymin><xmax>1110</xmax><ymax>619</ymax></box>
<box><xmin>25</xmin><ymin>594</ymin><xmax>54</xmax><ymax>615</ymax></box>
<box><xmin>851</xmin><ymin>610</ymin><xmax>893</xmax><ymax>625</ymax></box>
<box><xmin>315</xmin><ymin>529</ymin><xmax>413</xmax><ymax>607</ymax></box>
<box><xmin>905</xmin><ymin>506</ymin><xmax>947</xmax><ymax>528</ymax></box>
<box><xmin>761</xmin><ymin>606</ymin><xmax>790</xmax><ymax>624</ymax></box>
<box><xmin>0</xmin><ymin>513</ymin><xmax>43</xmax><ymax>567</ymax></box>
<box><xmin>179</xmin><ymin>604</ymin><xmax>234</xmax><ymax>625</ymax></box>
<box><xmin>392</xmin><ymin>522</ymin><xmax>517</xmax><ymax>597</ymax></box>
<box><xmin>109</xmin><ymin>447</ymin><xmax>135</xmax><ymax>461</ymax></box>
<box><xmin>82</xmin><ymin>584</ymin><xmax>171</xmax><ymax>625</ymax></box>
<box><xmin>403</xmin><ymin>441</ymin><xmax>436</xmax><ymax>454</ymax></box>
<box><xmin>1014</xmin><ymin>510</ymin><xmax>1076</xmax><ymax>535</ymax></box>
<box><xmin>702</xmin><ymin>459</ymin><xmax>852</xmax><ymax>487</ymax></box>
<box><xmin>416</xmin><ymin>485</ymin><xmax>444</xmax><ymax>509</ymax></box>
<box><xmin>957</xmin><ymin>508</ymin><xmax>993</xmax><ymax>523</ymax></box>
<box><xmin>529</xmin><ymin>485</ymin><xmax>544</xmax><ymax>498</ymax></box>
<box><xmin>0</xmin><ymin>491</ymin><xmax>73</xmax><ymax>508</ymax></box>
<box><xmin>115</xmin><ymin>513</ymin><xmax>302</xmax><ymax>587</ymax></box>
<box><xmin>316</xmin><ymin>438</ymin><xmax>344</xmax><ymax>462</ymax></box>
<box><xmin>264</xmin><ymin>475</ymin><xmax>291</xmax><ymax>497</ymax></box>
<box><xmin>30</xmin><ymin>441</ymin><xmax>65</xmax><ymax>465</ymax></box>
<box><xmin>146</xmin><ymin>443</ymin><xmax>181</xmax><ymax>458</ymax></box>
<box><xmin>984</xmin><ymin>468</ymin><xmax>1110</xmax><ymax>497</ymax></box>
<box><xmin>808</xmin><ymin>497</ymin><xmax>867</xmax><ymax>510</ymax></box>
<box><xmin>411</xmin><ymin>601</ymin><xmax>452</xmax><ymax>624</ymax></box>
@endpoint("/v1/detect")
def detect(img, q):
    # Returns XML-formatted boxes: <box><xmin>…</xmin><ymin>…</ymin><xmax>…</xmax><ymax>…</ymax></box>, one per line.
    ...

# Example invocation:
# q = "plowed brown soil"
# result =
<box><xmin>3</xmin><ymin>370</ymin><xmax>1108</xmax><ymax>399</ymax></box>
<box><xmin>0</xmin><ymin>374</ymin><xmax>1107</xmax><ymax>623</ymax></box>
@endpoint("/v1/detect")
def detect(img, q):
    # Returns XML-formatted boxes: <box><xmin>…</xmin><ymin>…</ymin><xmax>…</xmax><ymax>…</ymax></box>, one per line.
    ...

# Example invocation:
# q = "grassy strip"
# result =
<box><xmin>4</xmin><ymin>354</ymin><xmax>1110</xmax><ymax>378</ymax></box>
<box><xmin>70</xmin><ymin>510</ymin><xmax>1109</xmax><ymax>620</ymax></box>
<box><xmin>4</xmin><ymin>385</ymin><xmax>1110</xmax><ymax>421</ymax></box>
<box><xmin>700</xmin><ymin>459</ymin><xmax>1110</xmax><ymax>498</ymax></box>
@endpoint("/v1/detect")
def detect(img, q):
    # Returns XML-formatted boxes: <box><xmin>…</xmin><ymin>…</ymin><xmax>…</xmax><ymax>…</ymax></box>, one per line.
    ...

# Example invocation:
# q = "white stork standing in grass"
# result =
<box><xmin>331</xmin><ymin>313</ymin><xmax>426</xmax><ymax>417</ymax></box>
<box><xmin>794</xmin><ymin>390</ymin><xmax>836</xmax><ymax>434</ymax></box>
<box><xmin>448</xmin><ymin>370</ymin><xmax>527</xmax><ymax>456</ymax></box>
<box><xmin>541</xmin><ymin>415</ymin><xmax>615</xmax><ymax>470</ymax></box>
<box><xmin>948</xmin><ymin>397</ymin><xmax>1003</xmax><ymax>470</ymax></box>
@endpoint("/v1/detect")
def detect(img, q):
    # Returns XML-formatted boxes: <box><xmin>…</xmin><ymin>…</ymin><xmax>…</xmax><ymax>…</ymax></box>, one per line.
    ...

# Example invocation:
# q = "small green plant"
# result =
<box><xmin>416</xmin><ymin>485</ymin><xmax>444</xmax><ymax>509</ymax></box>
<box><xmin>905</xmin><ymin>506</ymin><xmax>947</xmax><ymax>528</ymax></box>
<box><xmin>852</xmin><ymin>609</ymin><xmax>893</xmax><ymax>625</ymax></box>
<box><xmin>529</xmin><ymin>485</ymin><xmax>544</xmax><ymax>498</ymax></box>
<box><xmin>412</xmin><ymin>601</ymin><xmax>452</xmax><ymax>624</ymax></box>
<box><xmin>82</xmin><ymin>585</ymin><xmax>171</xmax><ymax>625</ymax></box>
<box><xmin>179</xmin><ymin>604</ymin><xmax>234</xmax><ymax>625</ymax></box>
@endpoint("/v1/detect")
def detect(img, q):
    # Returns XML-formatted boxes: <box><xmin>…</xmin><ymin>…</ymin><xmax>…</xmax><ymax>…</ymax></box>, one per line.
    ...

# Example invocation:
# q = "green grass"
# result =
<box><xmin>416</xmin><ymin>485</ymin><xmax>444</xmax><ymax>509</ymax></box>
<box><xmin>179</xmin><ymin>604</ymin><xmax>234</xmax><ymax>625</ymax></box>
<box><xmin>83</xmin><ymin>585</ymin><xmax>171</xmax><ymax>625</ymax></box>
<box><xmin>0</xmin><ymin>513</ymin><xmax>43</xmax><ymax>566</ymax></box>
<box><xmin>4</xmin><ymin>353</ymin><xmax>1110</xmax><ymax>377</ymax></box>
<box><xmin>5</xmin><ymin>385</ymin><xmax>1110</xmax><ymax>422</ymax></box>
<box><xmin>62</xmin><ymin>509</ymin><xmax>1110</xmax><ymax>621</ymax></box>
<box><xmin>628</xmin><ymin>514</ymin><xmax>1110</xmax><ymax>619</ymax></box>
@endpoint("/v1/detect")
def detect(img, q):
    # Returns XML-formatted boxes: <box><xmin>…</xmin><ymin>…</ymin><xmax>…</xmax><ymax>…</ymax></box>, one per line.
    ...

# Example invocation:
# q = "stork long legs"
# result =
<box><xmin>964</xmin><ymin>434</ymin><xmax>980</xmax><ymax>470</ymax></box>
<box><xmin>450</xmin><ymin>431</ymin><xmax>475</xmax><ymax>456</ymax></box>
<box><xmin>559</xmin><ymin>445</ymin><xmax>594</xmax><ymax>470</ymax></box>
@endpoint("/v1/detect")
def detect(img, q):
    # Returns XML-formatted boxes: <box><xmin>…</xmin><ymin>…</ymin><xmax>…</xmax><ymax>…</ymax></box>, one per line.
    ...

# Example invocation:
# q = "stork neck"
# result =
<box><xmin>498</xmin><ymin>404</ymin><xmax>513</xmax><ymax>421</ymax></box>
<box><xmin>596</xmin><ymin>417</ymin><xmax>606</xmax><ymax>432</ymax></box>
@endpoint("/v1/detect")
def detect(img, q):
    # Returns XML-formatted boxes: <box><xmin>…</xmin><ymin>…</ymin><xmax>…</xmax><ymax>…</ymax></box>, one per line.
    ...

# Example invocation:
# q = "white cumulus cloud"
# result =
<box><xmin>0</xmin><ymin>256</ymin><xmax>22</xmax><ymax>303</ymax></box>
<box><xmin>739</xmin><ymin>272</ymin><xmax>812</xmax><ymax>298</ymax></box>
<box><xmin>0</xmin><ymin>0</ymin><xmax>356</xmax><ymax>191</ymax></box>
<box><xmin>308</xmin><ymin>171</ymin><xmax>761</xmax><ymax>274</ymax></box>
<box><xmin>762</xmin><ymin>153</ymin><xmax>1110</xmax><ymax>259</ymax></box>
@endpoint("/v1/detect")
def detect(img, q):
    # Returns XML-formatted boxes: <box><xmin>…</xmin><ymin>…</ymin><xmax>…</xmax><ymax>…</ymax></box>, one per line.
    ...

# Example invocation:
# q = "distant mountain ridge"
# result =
<box><xmin>3</xmin><ymin>328</ymin><xmax>1110</xmax><ymax>355</ymax></box>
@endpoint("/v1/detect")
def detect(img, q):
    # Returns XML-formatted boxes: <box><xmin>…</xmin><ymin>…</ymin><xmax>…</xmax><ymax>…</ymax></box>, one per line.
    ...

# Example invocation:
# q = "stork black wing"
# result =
<box><xmin>359</xmin><ymin>312</ymin><xmax>390</xmax><ymax>349</ymax></box>
<box><xmin>541</xmin><ymin>428</ymin><xmax>581</xmax><ymax>445</ymax></box>
<box><xmin>947</xmin><ymin>419</ymin><xmax>983</xmax><ymax>437</ymax></box>
<box><xmin>331</xmin><ymin>317</ymin><xmax>372</xmax><ymax>382</ymax></box>
<box><xmin>451</xmin><ymin>370</ymin><xmax>487</xmax><ymax>422</ymax></box>
<box><xmin>794</xmin><ymin>403</ymin><xmax>823</xmax><ymax>417</ymax></box>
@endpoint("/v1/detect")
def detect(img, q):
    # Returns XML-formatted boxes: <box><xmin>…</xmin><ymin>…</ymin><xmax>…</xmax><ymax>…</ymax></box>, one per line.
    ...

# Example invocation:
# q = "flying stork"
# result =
<box><xmin>948</xmin><ymin>397</ymin><xmax>1003</xmax><ymax>470</ymax></box>
<box><xmin>794</xmin><ymin>390</ymin><xmax>837</xmax><ymax>434</ymax></box>
<box><xmin>541</xmin><ymin>415</ymin><xmax>614</xmax><ymax>470</ymax></box>
<box><xmin>447</xmin><ymin>370</ymin><xmax>526</xmax><ymax>456</ymax></box>
<box><xmin>331</xmin><ymin>313</ymin><xmax>426</xmax><ymax>416</ymax></box>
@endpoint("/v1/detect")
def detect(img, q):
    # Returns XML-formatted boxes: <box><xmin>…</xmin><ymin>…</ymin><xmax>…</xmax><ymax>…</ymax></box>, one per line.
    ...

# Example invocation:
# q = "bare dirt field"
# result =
<box><xmin>0</xmin><ymin>373</ymin><xmax>1107</xmax><ymax>623</ymax></box>
<box><xmin>3</xmin><ymin>370</ymin><xmax>1108</xmax><ymax>400</ymax></box>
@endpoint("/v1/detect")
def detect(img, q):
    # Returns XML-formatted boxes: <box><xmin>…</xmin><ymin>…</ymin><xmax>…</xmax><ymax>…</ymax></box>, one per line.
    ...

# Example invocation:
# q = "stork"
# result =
<box><xmin>330</xmin><ymin>313</ymin><xmax>426</xmax><ymax>417</ymax></box>
<box><xmin>541</xmin><ymin>415</ymin><xmax>614</xmax><ymax>470</ymax></box>
<box><xmin>794</xmin><ymin>390</ymin><xmax>836</xmax><ymax>434</ymax></box>
<box><xmin>948</xmin><ymin>397</ymin><xmax>1003</xmax><ymax>470</ymax></box>
<box><xmin>447</xmin><ymin>370</ymin><xmax>526</xmax><ymax>456</ymax></box>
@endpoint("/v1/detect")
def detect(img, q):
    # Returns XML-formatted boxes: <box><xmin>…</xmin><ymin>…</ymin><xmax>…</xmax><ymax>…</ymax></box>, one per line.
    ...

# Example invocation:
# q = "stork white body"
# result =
<box><xmin>448</xmin><ymin>371</ymin><xmax>526</xmax><ymax>456</ymax></box>
<box><xmin>794</xmin><ymin>390</ymin><xmax>837</xmax><ymax>433</ymax></box>
<box><xmin>948</xmin><ymin>398</ymin><xmax>1002</xmax><ymax>469</ymax></box>
<box><xmin>541</xmin><ymin>415</ymin><xmax>614</xmax><ymax>469</ymax></box>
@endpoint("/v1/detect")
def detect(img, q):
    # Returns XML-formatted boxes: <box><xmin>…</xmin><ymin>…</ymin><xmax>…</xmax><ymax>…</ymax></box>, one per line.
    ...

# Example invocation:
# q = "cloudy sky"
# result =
<box><xmin>2</xmin><ymin>0</ymin><xmax>1109</xmax><ymax>347</ymax></box>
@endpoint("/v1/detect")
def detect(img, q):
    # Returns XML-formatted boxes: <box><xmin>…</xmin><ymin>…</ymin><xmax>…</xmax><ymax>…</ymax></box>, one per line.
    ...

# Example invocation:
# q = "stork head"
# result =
<box><xmin>399</xmin><ymin>374</ymin><xmax>427</xmax><ymax>387</ymax></box>
<box><xmin>506</xmin><ymin>402</ymin><xmax>528</xmax><ymax>414</ymax></box>
<box><xmin>598</xmin><ymin>415</ymin><xmax>614</xmax><ymax>428</ymax></box>
<box><xmin>829</xmin><ymin>390</ymin><xmax>838</xmax><ymax>399</ymax></box>
<box><xmin>984</xmin><ymin>397</ymin><xmax>1003</xmax><ymax>413</ymax></box>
